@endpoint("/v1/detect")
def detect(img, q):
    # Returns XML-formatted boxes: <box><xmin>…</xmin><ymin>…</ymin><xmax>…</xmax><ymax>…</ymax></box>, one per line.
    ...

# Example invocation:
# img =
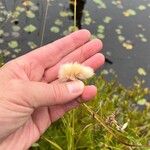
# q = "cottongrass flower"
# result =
<box><xmin>58</xmin><ymin>62</ymin><xmax>94</xmax><ymax>81</ymax></box>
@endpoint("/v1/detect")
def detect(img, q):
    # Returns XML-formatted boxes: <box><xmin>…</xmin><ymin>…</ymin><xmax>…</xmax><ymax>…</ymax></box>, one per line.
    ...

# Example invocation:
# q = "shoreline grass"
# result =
<box><xmin>31</xmin><ymin>75</ymin><xmax>150</xmax><ymax>150</ymax></box>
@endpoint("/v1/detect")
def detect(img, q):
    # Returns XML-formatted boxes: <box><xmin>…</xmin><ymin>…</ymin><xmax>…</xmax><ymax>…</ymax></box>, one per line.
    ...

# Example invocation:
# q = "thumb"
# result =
<box><xmin>17</xmin><ymin>80</ymin><xmax>84</xmax><ymax>108</ymax></box>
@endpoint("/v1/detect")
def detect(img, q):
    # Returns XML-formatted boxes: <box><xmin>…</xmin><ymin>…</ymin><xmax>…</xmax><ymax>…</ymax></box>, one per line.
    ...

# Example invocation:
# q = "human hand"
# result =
<box><xmin>0</xmin><ymin>30</ymin><xmax>104</xmax><ymax>149</ymax></box>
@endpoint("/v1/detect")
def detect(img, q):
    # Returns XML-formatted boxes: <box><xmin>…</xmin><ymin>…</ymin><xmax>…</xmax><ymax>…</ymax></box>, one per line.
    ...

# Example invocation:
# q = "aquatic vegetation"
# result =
<box><xmin>8</xmin><ymin>40</ymin><xmax>18</xmax><ymax>49</ymax></box>
<box><xmin>96</xmin><ymin>25</ymin><xmax>105</xmax><ymax>39</ymax></box>
<box><xmin>93</xmin><ymin>0</ymin><xmax>106</xmax><ymax>9</ymax></box>
<box><xmin>24</xmin><ymin>24</ymin><xmax>37</xmax><ymax>33</ymax></box>
<box><xmin>50</xmin><ymin>26</ymin><xmax>60</xmax><ymax>33</ymax></box>
<box><xmin>123</xmin><ymin>9</ymin><xmax>137</xmax><ymax>17</ymax></box>
<box><xmin>138</xmin><ymin>68</ymin><xmax>147</xmax><ymax>76</ymax></box>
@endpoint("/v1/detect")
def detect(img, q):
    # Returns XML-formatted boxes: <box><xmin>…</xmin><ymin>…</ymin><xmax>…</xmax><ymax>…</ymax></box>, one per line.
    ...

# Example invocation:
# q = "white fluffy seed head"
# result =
<box><xmin>58</xmin><ymin>62</ymin><xmax>94</xmax><ymax>81</ymax></box>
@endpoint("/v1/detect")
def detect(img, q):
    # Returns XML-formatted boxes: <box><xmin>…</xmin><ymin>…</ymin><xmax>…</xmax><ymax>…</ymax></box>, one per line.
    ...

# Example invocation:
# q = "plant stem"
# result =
<box><xmin>80</xmin><ymin>102</ymin><xmax>145</xmax><ymax>147</ymax></box>
<box><xmin>73</xmin><ymin>0</ymin><xmax>77</xmax><ymax>29</ymax></box>
<box><xmin>40</xmin><ymin>0</ymin><xmax>49</xmax><ymax>46</ymax></box>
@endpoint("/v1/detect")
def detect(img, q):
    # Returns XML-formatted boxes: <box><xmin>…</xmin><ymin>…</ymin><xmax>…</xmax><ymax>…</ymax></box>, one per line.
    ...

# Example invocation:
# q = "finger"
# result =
<box><xmin>82</xmin><ymin>53</ymin><xmax>105</xmax><ymax>70</ymax></box>
<box><xmin>31</xmin><ymin>85</ymin><xmax>97</xmax><ymax>134</ymax></box>
<box><xmin>17</xmin><ymin>80</ymin><xmax>85</xmax><ymax>108</ymax></box>
<box><xmin>43</xmin><ymin>53</ymin><xmax>105</xmax><ymax>82</ymax></box>
<box><xmin>18</xmin><ymin>29</ymin><xmax>91</xmax><ymax>69</ymax></box>
<box><xmin>43</xmin><ymin>39</ymin><xmax>103</xmax><ymax>82</ymax></box>
<box><xmin>49</xmin><ymin>85</ymin><xmax>97</xmax><ymax>122</ymax></box>
<box><xmin>81</xmin><ymin>85</ymin><xmax>97</xmax><ymax>100</ymax></box>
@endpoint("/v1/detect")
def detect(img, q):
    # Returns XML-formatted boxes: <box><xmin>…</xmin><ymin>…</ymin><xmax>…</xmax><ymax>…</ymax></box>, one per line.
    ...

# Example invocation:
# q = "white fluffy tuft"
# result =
<box><xmin>58</xmin><ymin>62</ymin><xmax>94</xmax><ymax>81</ymax></box>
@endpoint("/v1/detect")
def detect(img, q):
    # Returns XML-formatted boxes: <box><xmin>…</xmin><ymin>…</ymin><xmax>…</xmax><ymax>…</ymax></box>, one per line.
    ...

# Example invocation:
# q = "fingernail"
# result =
<box><xmin>67</xmin><ymin>80</ymin><xmax>84</xmax><ymax>94</ymax></box>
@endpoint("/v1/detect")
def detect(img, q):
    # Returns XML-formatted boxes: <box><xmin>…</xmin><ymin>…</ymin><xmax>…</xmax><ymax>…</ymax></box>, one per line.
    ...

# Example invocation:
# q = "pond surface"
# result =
<box><xmin>0</xmin><ymin>0</ymin><xmax>150</xmax><ymax>87</ymax></box>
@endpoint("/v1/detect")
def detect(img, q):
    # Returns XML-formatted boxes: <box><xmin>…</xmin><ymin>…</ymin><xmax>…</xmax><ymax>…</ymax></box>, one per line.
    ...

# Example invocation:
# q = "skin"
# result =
<box><xmin>0</xmin><ymin>29</ymin><xmax>104</xmax><ymax>150</ymax></box>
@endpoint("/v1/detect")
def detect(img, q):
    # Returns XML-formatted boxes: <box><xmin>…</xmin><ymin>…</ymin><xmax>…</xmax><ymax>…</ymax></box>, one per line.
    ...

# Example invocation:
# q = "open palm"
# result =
<box><xmin>0</xmin><ymin>30</ymin><xmax>104</xmax><ymax>149</ymax></box>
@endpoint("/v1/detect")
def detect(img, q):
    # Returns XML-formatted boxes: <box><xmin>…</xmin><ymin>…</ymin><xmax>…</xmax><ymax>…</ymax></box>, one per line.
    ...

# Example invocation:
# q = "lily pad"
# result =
<box><xmin>24</xmin><ymin>24</ymin><xmax>37</xmax><ymax>33</ymax></box>
<box><xmin>54</xmin><ymin>19</ymin><xmax>63</xmax><ymax>26</ymax></box>
<box><xmin>50</xmin><ymin>26</ymin><xmax>60</xmax><ymax>33</ymax></box>
<box><xmin>16</xmin><ymin>6</ymin><xmax>25</xmax><ymax>12</ymax></box>
<box><xmin>8</xmin><ymin>41</ymin><xmax>18</xmax><ymax>48</ymax></box>
<box><xmin>138</xmin><ymin>68</ymin><xmax>147</xmax><ymax>76</ymax></box>
<box><xmin>27</xmin><ymin>41</ymin><xmax>37</xmax><ymax>49</ymax></box>
<box><xmin>0</xmin><ymin>29</ymin><xmax>4</xmax><ymax>36</ymax></box>
<box><xmin>26</xmin><ymin>10</ymin><xmax>35</xmax><ymax>18</ymax></box>
<box><xmin>103</xmin><ymin>16</ymin><xmax>112</xmax><ymax>24</ymax></box>
<box><xmin>12</xmin><ymin>25</ymin><xmax>21</xmax><ymax>32</ymax></box>
<box><xmin>93</xmin><ymin>0</ymin><xmax>106</xmax><ymax>9</ymax></box>
<box><xmin>138</xmin><ymin>5</ymin><xmax>146</xmax><ymax>11</ymax></box>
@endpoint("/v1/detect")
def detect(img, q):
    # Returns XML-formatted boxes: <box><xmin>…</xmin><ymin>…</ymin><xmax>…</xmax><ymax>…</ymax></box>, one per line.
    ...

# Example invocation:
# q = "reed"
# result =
<box><xmin>40</xmin><ymin>0</ymin><xmax>50</xmax><ymax>46</ymax></box>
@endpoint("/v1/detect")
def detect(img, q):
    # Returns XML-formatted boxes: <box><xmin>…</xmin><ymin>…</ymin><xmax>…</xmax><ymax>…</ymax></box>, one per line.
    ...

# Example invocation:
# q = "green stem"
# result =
<box><xmin>80</xmin><ymin>102</ymin><xmax>148</xmax><ymax>148</ymax></box>
<box><xmin>74</xmin><ymin>0</ymin><xmax>77</xmax><ymax>29</ymax></box>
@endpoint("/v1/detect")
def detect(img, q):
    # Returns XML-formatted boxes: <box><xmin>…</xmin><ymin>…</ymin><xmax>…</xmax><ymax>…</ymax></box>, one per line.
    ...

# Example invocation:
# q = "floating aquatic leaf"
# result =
<box><xmin>138</xmin><ymin>68</ymin><xmax>147</xmax><ymax>76</ymax></box>
<box><xmin>11</xmin><ymin>32</ymin><xmax>20</xmax><ymax>38</ymax></box>
<box><xmin>23</xmin><ymin>1</ymin><xmax>34</xmax><ymax>7</ymax></box>
<box><xmin>59</xmin><ymin>11</ymin><xmax>72</xmax><ymax>17</ymax></box>
<box><xmin>26</xmin><ymin>10</ymin><xmax>35</xmax><ymax>18</ymax></box>
<box><xmin>3</xmin><ymin>49</ymin><xmax>11</xmax><ymax>56</ymax></box>
<box><xmin>12</xmin><ymin>25</ymin><xmax>21</xmax><ymax>32</ymax></box>
<box><xmin>11</xmin><ymin>54</ymin><xmax>16</xmax><ymax>58</ymax></box>
<box><xmin>123</xmin><ymin>9</ymin><xmax>136</xmax><ymax>17</ymax></box>
<box><xmin>122</xmin><ymin>42</ymin><xmax>133</xmax><ymax>50</ymax></box>
<box><xmin>97</xmin><ymin>33</ymin><xmax>105</xmax><ymax>39</ymax></box>
<box><xmin>0</xmin><ymin>30</ymin><xmax>4</xmax><ymax>36</ymax></box>
<box><xmin>93</xmin><ymin>0</ymin><xmax>106</xmax><ymax>9</ymax></box>
<box><xmin>83</xmin><ymin>10</ymin><xmax>90</xmax><ymax>17</ymax></box>
<box><xmin>50</xmin><ymin>26</ymin><xmax>60</xmax><ymax>33</ymax></box>
<box><xmin>16</xmin><ymin>6</ymin><xmax>25</xmax><ymax>12</ymax></box>
<box><xmin>24</xmin><ymin>24</ymin><xmax>37</xmax><ymax>33</ymax></box>
<box><xmin>12</xmin><ymin>11</ymin><xmax>20</xmax><ymax>18</ymax></box>
<box><xmin>27</xmin><ymin>41</ymin><xmax>37</xmax><ymax>49</ymax></box>
<box><xmin>141</xmin><ymin>38</ymin><xmax>148</xmax><ymax>42</ymax></box>
<box><xmin>97</xmin><ymin>24</ymin><xmax>105</xmax><ymax>39</ymax></box>
<box><xmin>98</xmin><ymin>25</ymin><xmax>105</xmax><ymax>30</ymax></box>
<box><xmin>0</xmin><ymin>17</ymin><xmax>5</xmax><ymax>22</ymax></box>
<box><xmin>68</xmin><ymin>26</ymin><xmax>78</xmax><ymax>32</ymax></box>
<box><xmin>0</xmin><ymin>38</ymin><xmax>4</xmax><ymax>44</ymax></box>
<box><xmin>138</xmin><ymin>33</ymin><xmax>144</xmax><ymax>38</ymax></box>
<box><xmin>106</xmin><ymin>51</ymin><xmax>111</xmax><ymax>56</ymax></box>
<box><xmin>8</xmin><ymin>41</ymin><xmax>18</xmax><ymax>48</ymax></box>
<box><xmin>115</xmin><ymin>29</ymin><xmax>122</xmax><ymax>34</ymax></box>
<box><xmin>31</xmin><ymin>5</ymin><xmax>39</xmax><ymax>11</ymax></box>
<box><xmin>3</xmin><ymin>32</ymin><xmax>9</xmax><ymax>37</ymax></box>
<box><xmin>54</xmin><ymin>19</ymin><xmax>63</xmax><ymax>26</ymax></box>
<box><xmin>138</xmin><ymin>5</ymin><xmax>146</xmax><ymax>11</ymax></box>
<box><xmin>14</xmin><ymin>48</ymin><xmax>21</xmax><ymax>53</ymax></box>
<box><xmin>118</xmin><ymin>35</ymin><xmax>125</xmax><ymax>42</ymax></box>
<box><xmin>84</xmin><ymin>17</ymin><xmax>92</xmax><ymax>25</ymax></box>
<box><xmin>103</xmin><ymin>16</ymin><xmax>112</xmax><ymax>24</ymax></box>
<box><xmin>63</xmin><ymin>30</ymin><xmax>70</xmax><ymax>36</ymax></box>
<box><xmin>112</xmin><ymin>0</ymin><xmax>123</xmax><ymax>8</ymax></box>
<box><xmin>101</xmin><ymin>69</ymin><xmax>109</xmax><ymax>75</ymax></box>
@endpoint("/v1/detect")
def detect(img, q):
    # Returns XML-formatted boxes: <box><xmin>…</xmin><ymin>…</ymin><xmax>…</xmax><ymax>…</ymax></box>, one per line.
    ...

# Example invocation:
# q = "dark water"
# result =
<box><xmin>0</xmin><ymin>0</ymin><xmax>149</xmax><ymax>87</ymax></box>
